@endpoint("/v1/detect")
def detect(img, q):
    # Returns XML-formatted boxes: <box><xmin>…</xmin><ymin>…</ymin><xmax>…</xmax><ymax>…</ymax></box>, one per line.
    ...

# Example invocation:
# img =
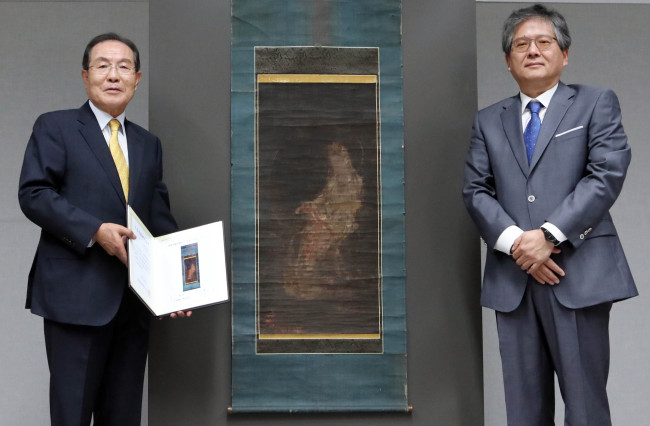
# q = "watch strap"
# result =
<box><xmin>541</xmin><ymin>226</ymin><xmax>560</xmax><ymax>246</ymax></box>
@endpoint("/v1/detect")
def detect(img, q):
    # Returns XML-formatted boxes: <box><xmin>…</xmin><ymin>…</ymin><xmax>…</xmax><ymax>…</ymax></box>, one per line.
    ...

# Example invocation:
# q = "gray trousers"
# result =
<box><xmin>496</xmin><ymin>281</ymin><xmax>612</xmax><ymax>426</ymax></box>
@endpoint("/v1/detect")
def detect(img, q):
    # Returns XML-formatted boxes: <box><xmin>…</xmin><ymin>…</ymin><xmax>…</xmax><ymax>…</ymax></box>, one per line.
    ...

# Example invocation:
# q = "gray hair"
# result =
<box><xmin>502</xmin><ymin>4</ymin><xmax>571</xmax><ymax>55</ymax></box>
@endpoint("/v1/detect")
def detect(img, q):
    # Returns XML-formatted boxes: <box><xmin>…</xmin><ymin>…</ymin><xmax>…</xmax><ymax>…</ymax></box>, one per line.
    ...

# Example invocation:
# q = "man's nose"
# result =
<box><xmin>526</xmin><ymin>41</ymin><xmax>541</xmax><ymax>55</ymax></box>
<box><xmin>106</xmin><ymin>66</ymin><xmax>120</xmax><ymax>80</ymax></box>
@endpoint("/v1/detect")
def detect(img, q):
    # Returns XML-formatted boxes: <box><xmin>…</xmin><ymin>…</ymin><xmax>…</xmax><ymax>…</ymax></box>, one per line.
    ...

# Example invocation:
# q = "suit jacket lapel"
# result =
<box><xmin>125</xmin><ymin>119</ymin><xmax>143</xmax><ymax>204</ymax></box>
<box><xmin>77</xmin><ymin>102</ymin><xmax>127</xmax><ymax>206</ymax></box>
<box><xmin>501</xmin><ymin>96</ymin><xmax>530</xmax><ymax>177</ymax></box>
<box><xmin>529</xmin><ymin>82</ymin><xmax>576</xmax><ymax>171</ymax></box>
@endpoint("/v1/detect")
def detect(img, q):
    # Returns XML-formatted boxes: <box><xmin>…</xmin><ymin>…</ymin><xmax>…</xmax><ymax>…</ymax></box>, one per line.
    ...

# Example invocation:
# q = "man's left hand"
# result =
<box><xmin>529</xmin><ymin>258</ymin><xmax>564</xmax><ymax>285</ymax></box>
<box><xmin>158</xmin><ymin>310</ymin><xmax>193</xmax><ymax>320</ymax></box>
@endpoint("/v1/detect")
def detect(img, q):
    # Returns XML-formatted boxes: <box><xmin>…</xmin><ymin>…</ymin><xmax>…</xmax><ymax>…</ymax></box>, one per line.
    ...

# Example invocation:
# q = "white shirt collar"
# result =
<box><xmin>519</xmin><ymin>83</ymin><xmax>559</xmax><ymax>115</ymax></box>
<box><xmin>88</xmin><ymin>100</ymin><xmax>126</xmax><ymax>133</ymax></box>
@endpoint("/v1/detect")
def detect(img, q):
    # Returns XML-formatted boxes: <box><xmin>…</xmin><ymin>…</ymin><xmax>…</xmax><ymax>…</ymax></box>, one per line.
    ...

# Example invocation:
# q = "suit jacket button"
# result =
<box><xmin>527</xmin><ymin>195</ymin><xmax>535</xmax><ymax>202</ymax></box>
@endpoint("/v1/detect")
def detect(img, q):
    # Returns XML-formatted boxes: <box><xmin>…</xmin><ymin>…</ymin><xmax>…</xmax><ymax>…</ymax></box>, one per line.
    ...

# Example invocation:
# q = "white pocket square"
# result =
<box><xmin>555</xmin><ymin>126</ymin><xmax>584</xmax><ymax>138</ymax></box>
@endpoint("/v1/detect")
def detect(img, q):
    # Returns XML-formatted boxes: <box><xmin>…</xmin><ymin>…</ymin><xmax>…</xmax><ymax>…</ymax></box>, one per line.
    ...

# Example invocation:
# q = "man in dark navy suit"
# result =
<box><xmin>463</xmin><ymin>4</ymin><xmax>636</xmax><ymax>425</ymax></box>
<box><xmin>19</xmin><ymin>33</ymin><xmax>188</xmax><ymax>425</ymax></box>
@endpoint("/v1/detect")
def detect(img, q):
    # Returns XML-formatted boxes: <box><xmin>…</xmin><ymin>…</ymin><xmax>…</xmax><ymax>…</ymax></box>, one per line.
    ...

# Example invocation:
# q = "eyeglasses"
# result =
<box><xmin>511</xmin><ymin>36</ymin><xmax>558</xmax><ymax>53</ymax></box>
<box><xmin>88</xmin><ymin>63</ymin><xmax>136</xmax><ymax>76</ymax></box>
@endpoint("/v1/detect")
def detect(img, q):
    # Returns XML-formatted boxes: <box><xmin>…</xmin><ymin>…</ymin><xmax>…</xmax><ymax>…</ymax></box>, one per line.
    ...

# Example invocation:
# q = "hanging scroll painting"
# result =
<box><xmin>231</xmin><ymin>0</ymin><xmax>407</xmax><ymax>413</ymax></box>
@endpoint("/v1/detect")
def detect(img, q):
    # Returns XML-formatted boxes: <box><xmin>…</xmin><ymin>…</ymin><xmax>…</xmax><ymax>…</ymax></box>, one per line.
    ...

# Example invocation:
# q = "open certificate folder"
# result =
<box><xmin>127</xmin><ymin>206</ymin><xmax>229</xmax><ymax>316</ymax></box>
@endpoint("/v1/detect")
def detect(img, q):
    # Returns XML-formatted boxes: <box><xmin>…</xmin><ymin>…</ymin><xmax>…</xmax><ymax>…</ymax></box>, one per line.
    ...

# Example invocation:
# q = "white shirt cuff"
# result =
<box><xmin>495</xmin><ymin>225</ymin><xmax>524</xmax><ymax>255</ymax></box>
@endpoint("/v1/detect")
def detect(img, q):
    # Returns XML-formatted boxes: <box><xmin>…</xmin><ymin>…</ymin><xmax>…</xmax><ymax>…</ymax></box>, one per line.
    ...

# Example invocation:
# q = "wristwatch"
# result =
<box><xmin>540</xmin><ymin>226</ymin><xmax>561</xmax><ymax>246</ymax></box>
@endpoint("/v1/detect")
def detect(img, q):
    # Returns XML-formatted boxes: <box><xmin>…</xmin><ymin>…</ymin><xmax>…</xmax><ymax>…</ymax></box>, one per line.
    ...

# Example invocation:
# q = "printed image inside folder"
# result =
<box><xmin>127</xmin><ymin>206</ymin><xmax>229</xmax><ymax>316</ymax></box>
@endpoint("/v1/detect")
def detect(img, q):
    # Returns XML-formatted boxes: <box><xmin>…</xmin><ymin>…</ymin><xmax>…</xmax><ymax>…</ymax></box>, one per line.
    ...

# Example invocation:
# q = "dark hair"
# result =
<box><xmin>502</xmin><ymin>4</ymin><xmax>571</xmax><ymax>55</ymax></box>
<box><xmin>82</xmin><ymin>32</ymin><xmax>140</xmax><ymax>72</ymax></box>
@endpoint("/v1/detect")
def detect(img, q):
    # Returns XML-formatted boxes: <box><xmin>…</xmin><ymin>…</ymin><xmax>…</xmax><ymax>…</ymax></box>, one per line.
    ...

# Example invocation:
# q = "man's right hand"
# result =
<box><xmin>94</xmin><ymin>223</ymin><xmax>136</xmax><ymax>265</ymax></box>
<box><xmin>512</xmin><ymin>231</ymin><xmax>565</xmax><ymax>285</ymax></box>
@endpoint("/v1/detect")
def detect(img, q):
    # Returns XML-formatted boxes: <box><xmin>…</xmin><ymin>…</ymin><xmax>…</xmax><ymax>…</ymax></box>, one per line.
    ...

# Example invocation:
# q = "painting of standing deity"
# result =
<box><xmin>255</xmin><ymin>47</ymin><xmax>382</xmax><ymax>353</ymax></box>
<box><xmin>181</xmin><ymin>242</ymin><xmax>200</xmax><ymax>291</ymax></box>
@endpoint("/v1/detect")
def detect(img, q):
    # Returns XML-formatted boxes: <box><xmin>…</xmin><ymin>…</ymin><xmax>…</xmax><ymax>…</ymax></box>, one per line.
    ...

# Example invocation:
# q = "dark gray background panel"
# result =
<box><xmin>148</xmin><ymin>0</ymin><xmax>482</xmax><ymax>425</ymax></box>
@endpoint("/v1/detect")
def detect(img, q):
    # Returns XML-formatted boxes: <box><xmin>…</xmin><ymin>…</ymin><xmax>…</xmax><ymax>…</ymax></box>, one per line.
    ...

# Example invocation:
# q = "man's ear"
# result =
<box><xmin>134</xmin><ymin>70</ymin><xmax>142</xmax><ymax>90</ymax></box>
<box><xmin>81</xmin><ymin>69</ymin><xmax>90</xmax><ymax>90</ymax></box>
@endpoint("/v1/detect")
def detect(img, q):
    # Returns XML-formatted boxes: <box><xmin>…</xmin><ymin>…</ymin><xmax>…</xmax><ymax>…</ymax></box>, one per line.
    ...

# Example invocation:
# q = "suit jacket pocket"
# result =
<box><xmin>554</xmin><ymin>127</ymin><xmax>586</xmax><ymax>141</ymax></box>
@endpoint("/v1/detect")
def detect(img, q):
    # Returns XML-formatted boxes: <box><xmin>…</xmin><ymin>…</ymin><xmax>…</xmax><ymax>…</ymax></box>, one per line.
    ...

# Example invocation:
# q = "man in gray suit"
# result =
<box><xmin>463</xmin><ymin>4</ymin><xmax>637</xmax><ymax>425</ymax></box>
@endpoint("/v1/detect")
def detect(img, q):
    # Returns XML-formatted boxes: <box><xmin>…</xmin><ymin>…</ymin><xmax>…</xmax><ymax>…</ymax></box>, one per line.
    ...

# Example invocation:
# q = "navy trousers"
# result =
<box><xmin>44</xmin><ymin>290</ymin><xmax>150</xmax><ymax>426</ymax></box>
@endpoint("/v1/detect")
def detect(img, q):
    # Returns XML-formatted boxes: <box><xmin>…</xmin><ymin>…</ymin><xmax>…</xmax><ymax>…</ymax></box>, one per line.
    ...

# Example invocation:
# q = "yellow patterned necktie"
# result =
<box><xmin>109</xmin><ymin>119</ymin><xmax>129</xmax><ymax>201</ymax></box>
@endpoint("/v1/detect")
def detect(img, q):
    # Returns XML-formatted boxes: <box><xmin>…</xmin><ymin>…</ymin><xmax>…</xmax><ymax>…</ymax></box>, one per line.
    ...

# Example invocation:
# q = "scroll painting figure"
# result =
<box><xmin>284</xmin><ymin>142</ymin><xmax>364</xmax><ymax>301</ymax></box>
